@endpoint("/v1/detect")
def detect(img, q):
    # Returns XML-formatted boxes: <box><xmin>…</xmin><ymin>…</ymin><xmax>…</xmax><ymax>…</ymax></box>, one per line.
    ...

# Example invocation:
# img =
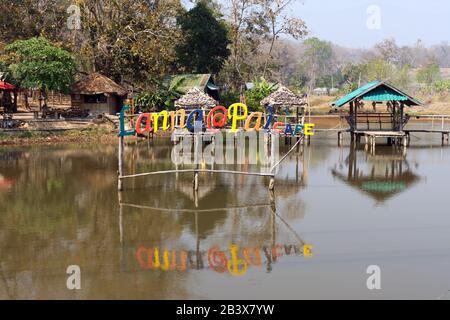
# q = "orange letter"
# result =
<box><xmin>170</xmin><ymin>109</ymin><xmax>186</xmax><ymax>130</ymax></box>
<box><xmin>244</xmin><ymin>112</ymin><xmax>263</xmax><ymax>132</ymax></box>
<box><xmin>243</xmin><ymin>247</ymin><xmax>262</xmax><ymax>266</ymax></box>
<box><xmin>208</xmin><ymin>246</ymin><xmax>228</xmax><ymax>273</ymax></box>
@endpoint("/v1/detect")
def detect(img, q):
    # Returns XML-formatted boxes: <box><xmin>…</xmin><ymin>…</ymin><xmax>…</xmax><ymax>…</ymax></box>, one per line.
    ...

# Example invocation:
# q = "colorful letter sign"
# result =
<box><xmin>119</xmin><ymin>104</ymin><xmax>314</xmax><ymax>136</ymax></box>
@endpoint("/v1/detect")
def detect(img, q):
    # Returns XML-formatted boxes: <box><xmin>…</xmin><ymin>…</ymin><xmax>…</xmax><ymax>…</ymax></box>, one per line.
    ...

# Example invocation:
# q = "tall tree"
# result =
<box><xmin>365</xmin><ymin>58</ymin><xmax>394</xmax><ymax>82</ymax></box>
<box><xmin>0</xmin><ymin>0</ymin><xmax>71</xmax><ymax>44</ymax></box>
<box><xmin>416</xmin><ymin>63</ymin><xmax>441</xmax><ymax>89</ymax></box>
<box><xmin>258</xmin><ymin>0</ymin><xmax>307</xmax><ymax>78</ymax></box>
<box><xmin>301</xmin><ymin>37</ymin><xmax>334</xmax><ymax>91</ymax></box>
<box><xmin>221</xmin><ymin>0</ymin><xmax>267</xmax><ymax>89</ymax></box>
<box><xmin>79</xmin><ymin>0</ymin><xmax>183</xmax><ymax>85</ymax></box>
<box><xmin>374</xmin><ymin>38</ymin><xmax>400</xmax><ymax>65</ymax></box>
<box><xmin>175</xmin><ymin>1</ymin><xmax>230</xmax><ymax>74</ymax></box>
<box><xmin>5</xmin><ymin>37</ymin><xmax>76</xmax><ymax>106</ymax></box>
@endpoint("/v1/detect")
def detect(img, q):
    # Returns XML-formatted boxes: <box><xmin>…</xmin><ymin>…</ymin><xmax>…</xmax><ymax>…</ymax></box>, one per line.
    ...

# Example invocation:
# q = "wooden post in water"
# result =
<box><xmin>193</xmin><ymin>132</ymin><xmax>200</xmax><ymax>191</ymax></box>
<box><xmin>118</xmin><ymin>135</ymin><xmax>124</xmax><ymax>191</ymax></box>
<box><xmin>269</xmin><ymin>133</ymin><xmax>276</xmax><ymax>191</ymax></box>
<box><xmin>194</xmin><ymin>169</ymin><xmax>199</xmax><ymax>191</ymax></box>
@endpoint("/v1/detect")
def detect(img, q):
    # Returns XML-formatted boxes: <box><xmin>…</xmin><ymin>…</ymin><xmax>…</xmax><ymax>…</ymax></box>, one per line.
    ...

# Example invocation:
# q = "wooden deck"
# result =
<box><xmin>357</xmin><ymin>130</ymin><xmax>406</xmax><ymax>138</ymax></box>
<box><xmin>404</xmin><ymin>129</ymin><xmax>450</xmax><ymax>145</ymax></box>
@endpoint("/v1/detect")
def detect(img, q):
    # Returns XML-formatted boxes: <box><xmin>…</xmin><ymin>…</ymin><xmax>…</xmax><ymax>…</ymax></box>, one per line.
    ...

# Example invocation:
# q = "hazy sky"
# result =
<box><xmin>292</xmin><ymin>0</ymin><xmax>450</xmax><ymax>47</ymax></box>
<box><xmin>182</xmin><ymin>0</ymin><xmax>450</xmax><ymax>48</ymax></box>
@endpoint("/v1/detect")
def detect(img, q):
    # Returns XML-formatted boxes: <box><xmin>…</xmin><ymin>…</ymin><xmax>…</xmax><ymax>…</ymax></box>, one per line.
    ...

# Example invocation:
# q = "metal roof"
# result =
<box><xmin>165</xmin><ymin>74</ymin><xmax>214</xmax><ymax>94</ymax></box>
<box><xmin>362</xmin><ymin>86</ymin><xmax>408</xmax><ymax>102</ymax></box>
<box><xmin>332</xmin><ymin>81</ymin><xmax>422</xmax><ymax>107</ymax></box>
<box><xmin>0</xmin><ymin>81</ymin><xmax>16</xmax><ymax>90</ymax></box>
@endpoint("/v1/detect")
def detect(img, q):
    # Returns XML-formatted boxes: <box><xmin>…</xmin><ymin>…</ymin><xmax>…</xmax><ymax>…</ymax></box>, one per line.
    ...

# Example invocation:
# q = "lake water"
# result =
<box><xmin>1</xmin><ymin>132</ymin><xmax>450</xmax><ymax>300</ymax></box>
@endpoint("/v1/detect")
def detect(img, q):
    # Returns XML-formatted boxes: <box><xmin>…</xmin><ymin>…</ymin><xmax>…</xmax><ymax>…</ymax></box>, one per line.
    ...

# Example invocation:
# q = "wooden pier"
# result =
<box><xmin>404</xmin><ymin>129</ymin><xmax>450</xmax><ymax>146</ymax></box>
<box><xmin>333</xmin><ymin>128</ymin><xmax>450</xmax><ymax>148</ymax></box>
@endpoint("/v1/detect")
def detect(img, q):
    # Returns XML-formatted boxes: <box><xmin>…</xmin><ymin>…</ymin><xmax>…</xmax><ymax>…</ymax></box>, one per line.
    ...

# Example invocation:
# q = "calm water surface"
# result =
<box><xmin>1</xmin><ymin>132</ymin><xmax>450</xmax><ymax>299</ymax></box>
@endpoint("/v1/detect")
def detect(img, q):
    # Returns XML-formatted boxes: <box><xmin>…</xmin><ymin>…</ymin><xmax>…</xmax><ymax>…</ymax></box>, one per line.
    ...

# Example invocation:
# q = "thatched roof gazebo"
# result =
<box><xmin>71</xmin><ymin>73</ymin><xmax>128</xmax><ymax>115</ymax></box>
<box><xmin>260</xmin><ymin>86</ymin><xmax>307</xmax><ymax>124</ymax></box>
<box><xmin>260</xmin><ymin>86</ymin><xmax>307</xmax><ymax>107</ymax></box>
<box><xmin>175</xmin><ymin>87</ymin><xmax>217</xmax><ymax>110</ymax></box>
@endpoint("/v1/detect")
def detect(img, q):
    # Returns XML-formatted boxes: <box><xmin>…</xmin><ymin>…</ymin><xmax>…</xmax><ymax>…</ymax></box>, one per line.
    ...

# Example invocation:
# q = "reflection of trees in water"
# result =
<box><xmin>0</xmin><ymin>144</ymin><xmax>191</xmax><ymax>299</ymax></box>
<box><xmin>0</xmin><ymin>140</ymin><xmax>311</xmax><ymax>299</ymax></box>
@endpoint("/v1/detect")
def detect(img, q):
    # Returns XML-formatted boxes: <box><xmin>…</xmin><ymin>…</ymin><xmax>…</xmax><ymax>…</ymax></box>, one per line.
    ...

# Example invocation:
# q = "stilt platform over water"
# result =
<box><xmin>359</xmin><ymin>131</ymin><xmax>408</xmax><ymax>151</ymax></box>
<box><xmin>331</xmin><ymin>80</ymin><xmax>425</xmax><ymax>148</ymax></box>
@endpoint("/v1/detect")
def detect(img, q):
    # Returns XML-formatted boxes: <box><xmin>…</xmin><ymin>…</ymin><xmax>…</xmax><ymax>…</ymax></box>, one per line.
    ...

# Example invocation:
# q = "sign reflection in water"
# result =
<box><xmin>117</xmin><ymin>140</ymin><xmax>312</xmax><ymax>277</ymax></box>
<box><xmin>135</xmin><ymin>243</ymin><xmax>313</xmax><ymax>276</ymax></box>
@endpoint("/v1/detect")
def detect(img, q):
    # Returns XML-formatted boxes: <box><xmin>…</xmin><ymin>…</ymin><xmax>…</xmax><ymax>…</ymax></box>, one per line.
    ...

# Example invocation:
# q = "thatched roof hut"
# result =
<box><xmin>71</xmin><ymin>73</ymin><xmax>127</xmax><ymax>96</ymax></box>
<box><xmin>71</xmin><ymin>73</ymin><xmax>128</xmax><ymax>115</ymax></box>
<box><xmin>260</xmin><ymin>86</ymin><xmax>307</xmax><ymax>107</ymax></box>
<box><xmin>175</xmin><ymin>87</ymin><xmax>218</xmax><ymax>110</ymax></box>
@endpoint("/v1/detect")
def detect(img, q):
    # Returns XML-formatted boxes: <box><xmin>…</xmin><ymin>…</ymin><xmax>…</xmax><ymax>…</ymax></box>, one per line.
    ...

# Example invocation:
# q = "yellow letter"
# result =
<box><xmin>153</xmin><ymin>111</ymin><xmax>170</xmax><ymax>132</ymax></box>
<box><xmin>161</xmin><ymin>249</ymin><xmax>170</xmax><ymax>271</ymax></box>
<box><xmin>304</xmin><ymin>124</ymin><xmax>315</xmax><ymax>136</ymax></box>
<box><xmin>152</xmin><ymin>247</ymin><xmax>161</xmax><ymax>269</ymax></box>
<box><xmin>228</xmin><ymin>103</ymin><xmax>248</xmax><ymax>132</ymax></box>
<box><xmin>227</xmin><ymin>245</ymin><xmax>248</xmax><ymax>276</ymax></box>
<box><xmin>303</xmin><ymin>244</ymin><xmax>313</xmax><ymax>257</ymax></box>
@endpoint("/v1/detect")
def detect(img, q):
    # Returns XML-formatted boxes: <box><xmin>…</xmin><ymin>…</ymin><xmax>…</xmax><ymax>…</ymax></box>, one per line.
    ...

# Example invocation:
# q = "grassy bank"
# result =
<box><xmin>0</xmin><ymin>126</ymin><xmax>117</xmax><ymax>146</ymax></box>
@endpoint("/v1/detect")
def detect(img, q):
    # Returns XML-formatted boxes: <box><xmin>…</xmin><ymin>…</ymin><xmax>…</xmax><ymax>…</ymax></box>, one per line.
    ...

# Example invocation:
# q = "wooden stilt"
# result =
<box><xmin>118</xmin><ymin>135</ymin><xmax>124</xmax><ymax>191</ymax></box>
<box><xmin>193</xmin><ymin>133</ymin><xmax>200</xmax><ymax>191</ymax></box>
<box><xmin>269</xmin><ymin>177</ymin><xmax>275</xmax><ymax>191</ymax></box>
<box><xmin>194</xmin><ymin>171</ymin><xmax>199</xmax><ymax>191</ymax></box>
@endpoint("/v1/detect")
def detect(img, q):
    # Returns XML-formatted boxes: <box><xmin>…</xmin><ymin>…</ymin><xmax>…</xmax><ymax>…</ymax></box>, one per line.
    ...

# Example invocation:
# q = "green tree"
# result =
<box><xmin>365</xmin><ymin>58</ymin><xmax>394</xmax><ymax>82</ymax></box>
<box><xmin>434</xmin><ymin>79</ymin><xmax>450</xmax><ymax>94</ymax></box>
<box><xmin>341</xmin><ymin>62</ymin><xmax>367</xmax><ymax>87</ymax></box>
<box><xmin>134</xmin><ymin>78</ymin><xmax>185</xmax><ymax>112</ymax></box>
<box><xmin>245</xmin><ymin>77</ymin><xmax>277</xmax><ymax>111</ymax></box>
<box><xmin>175</xmin><ymin>1</ymin><xmax>230</xmax><ymax>74</ymax></box>
<box><xmin>301</xmin><ymin>37</ymin><xmax>334</xmax><ymax>91</ymax></box>
<box><xmin>416</xmin><ymin>63</ymin><xmax>441</xmax><ymax>87</ymax></box>
<box><xmin>392</xmin><ymin>64</ymin><xmax>411</xmax><ymax>89</ymax></box>
<box><xmin>5</xmin><ymin>37</ymin><xmax>76</xmax><ymax>106</ymax></box>
<box><xmin>0</xmin><ymin>60</ymin><xmax>13</xmax><ymax>82</ymax></box>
